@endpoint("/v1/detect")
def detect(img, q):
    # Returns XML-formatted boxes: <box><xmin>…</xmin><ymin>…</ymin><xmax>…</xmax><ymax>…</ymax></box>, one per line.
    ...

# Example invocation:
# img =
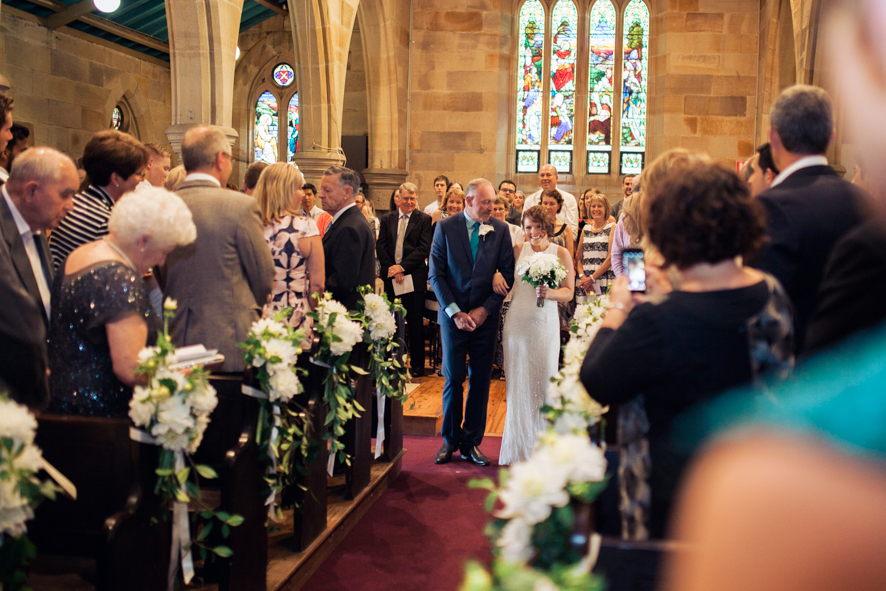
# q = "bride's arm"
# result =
<box><xmin>537</xmin><ymin>246</ymin><xmax>575</xmax><ymax>303</ymax></box>
<box><xmin>493</xmin><ymin>243</ymin><xmax>522</xmax><ymax>296</ymax></box>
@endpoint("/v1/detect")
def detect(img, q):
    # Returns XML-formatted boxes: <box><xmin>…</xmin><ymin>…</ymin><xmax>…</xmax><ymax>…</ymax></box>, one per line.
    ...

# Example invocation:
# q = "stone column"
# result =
<box><xmin>362</xmin><ymin>168</ymin><xmax>407</xmax><ymax>213</ymax></box>
<box><xmin>288</xmin><ymin>0</ymin><xmax>359</xmax><ymax>182</ymax></box>
<box><xmin>164</xmin><ymin>0</ymin><xmax>244</xmax><ymax>156</ymax></box>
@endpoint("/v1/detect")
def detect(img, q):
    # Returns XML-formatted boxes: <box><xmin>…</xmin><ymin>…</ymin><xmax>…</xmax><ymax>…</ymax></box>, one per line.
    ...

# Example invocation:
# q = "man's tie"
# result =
<box><xmin>395</xmin><ymin>214</ymin><xmax>407</xmax><ymax>264</ymax></box>
<box><xmin>470</xmin><ymin>221</ymin><xmax>479</xmax><ymax>262</ymax></box>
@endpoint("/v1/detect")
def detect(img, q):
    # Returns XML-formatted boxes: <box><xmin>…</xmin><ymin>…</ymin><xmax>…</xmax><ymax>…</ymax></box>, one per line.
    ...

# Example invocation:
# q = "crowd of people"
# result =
<box><xmin>4</xmin><ymin>16</ymin><xmax>886</xmax><ymax>580</ymax></box>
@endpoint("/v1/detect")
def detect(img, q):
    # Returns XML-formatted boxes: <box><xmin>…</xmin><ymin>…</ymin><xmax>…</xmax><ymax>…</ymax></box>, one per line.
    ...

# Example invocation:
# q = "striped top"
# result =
<box><xmin>49</xmin><ymin>185</ymin><xmax>114</xmax><ymax>270</ymax></box>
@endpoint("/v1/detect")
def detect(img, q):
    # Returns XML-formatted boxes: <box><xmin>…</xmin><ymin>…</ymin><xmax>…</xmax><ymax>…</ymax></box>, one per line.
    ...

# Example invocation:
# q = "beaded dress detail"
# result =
<box><xmin>48</xmin><ymin>261</ymin><xmax>157</xmax><ymax>417</ymax></box>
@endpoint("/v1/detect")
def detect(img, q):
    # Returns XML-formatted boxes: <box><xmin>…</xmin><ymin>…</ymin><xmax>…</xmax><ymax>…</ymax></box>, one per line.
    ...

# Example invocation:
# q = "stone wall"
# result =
<box><xmin>0</xmin><ymin>11</ymin><xmax>172</xmax><ymax>161</ymax></box>
<box><xmin>343</xmin><ymin>23</ymin><xmax>368</xmax><ymax>137</ymax></box>
<box><xmin>650</xmin><ymin>0</ymin><xmax>760</xmax><ymax>167</ymax></box>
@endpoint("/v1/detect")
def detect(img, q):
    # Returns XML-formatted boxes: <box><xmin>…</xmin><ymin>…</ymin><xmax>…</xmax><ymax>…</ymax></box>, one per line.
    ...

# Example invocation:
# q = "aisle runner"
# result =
<box><xmin>305</xmin><ymin>435</ymin><xmax>502</xmax><ymax>591</ymax></box>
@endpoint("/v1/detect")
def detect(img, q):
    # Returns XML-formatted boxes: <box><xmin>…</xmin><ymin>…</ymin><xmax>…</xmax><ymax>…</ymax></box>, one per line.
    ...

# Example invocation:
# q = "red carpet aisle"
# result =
<box><xmin>303</xmin><ymin>436</ymin><xmax>503</xmax><ymax>591</ymax></box>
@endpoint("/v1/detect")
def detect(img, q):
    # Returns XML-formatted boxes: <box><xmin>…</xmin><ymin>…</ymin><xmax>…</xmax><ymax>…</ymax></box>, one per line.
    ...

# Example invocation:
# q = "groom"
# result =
<box><xmin>429</xmin><ymin>178</ymin><xmax>516</xmax><ymax>465</ymax></box>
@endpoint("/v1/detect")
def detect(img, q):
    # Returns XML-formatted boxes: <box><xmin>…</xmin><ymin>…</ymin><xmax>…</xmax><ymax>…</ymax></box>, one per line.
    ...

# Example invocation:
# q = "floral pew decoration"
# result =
<box><xmin>307</xmin><ymin>294</ymin><xmax>366</xmax><ymax>469</ymax></box>
<box><xmin>128</xmin><ymin>299</ymin><xmax>242</xmax><ymax>590</ymax></box>
<box><xmin>0</xmin><ymin>396</ymin><xmax>61</xmax><ymax>591</ymax></box>
<box><xmin>461</xmin><ymin>294</ymin><xmax>612</xmax><ymax>591</ymax></box>
<box><xmin>239</xmin><ymin>314</ymin><xmax>309</xmax><ymax>520</ymax></box>
<box><xmin>355</xmin><ymin>286</ymin><xmax>410</xmax><ymax>459</ymax></box>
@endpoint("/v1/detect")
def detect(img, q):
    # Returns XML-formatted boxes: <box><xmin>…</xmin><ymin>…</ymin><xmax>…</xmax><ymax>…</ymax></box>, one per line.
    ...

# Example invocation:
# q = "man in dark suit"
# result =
<box><xmin>0</xmin><ymin>147</ymin><xmax>79</xmax><ymax>408</ymax></box>
<box><xmin>377</xmin><ymin>182</ymin><xmax>433</xmax><ymax>376</ymax></box>
<box><xmin>161</xmin><ymin>126</ymin><xmax>274</xmax><ymax>373</ymax></box>
<box><xmin>319</xmin><ymin>166</ymin><xmax>376</xmax><ymax>311</ymax></box>
<box><xmin>429</xmin><ymin>179</ymin><xmax>515</xmax><ymax>466</ymax></box>
<box><xmin>750</xmin><ymin>85</ymin><xmax>864</xmax><ymax>352</ymax></box>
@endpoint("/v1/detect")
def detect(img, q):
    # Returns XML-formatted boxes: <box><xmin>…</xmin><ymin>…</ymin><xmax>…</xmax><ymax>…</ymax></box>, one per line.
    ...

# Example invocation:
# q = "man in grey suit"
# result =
<box><xmin>0</xmin><ymin>147</ymin><xmax>79</xmax><ymax>408</ymax></box>
<box><xmin>160</xmin><ymin>126</ymin><xmax>274</xmax><ymax>373</ymax></box>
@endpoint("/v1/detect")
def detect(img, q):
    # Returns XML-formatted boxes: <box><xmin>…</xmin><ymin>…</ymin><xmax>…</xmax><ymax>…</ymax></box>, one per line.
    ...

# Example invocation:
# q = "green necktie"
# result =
<box><xmin>470</xmin><ymin>221</ymin><xmax>479</xmax><ymax>262</ymax></box>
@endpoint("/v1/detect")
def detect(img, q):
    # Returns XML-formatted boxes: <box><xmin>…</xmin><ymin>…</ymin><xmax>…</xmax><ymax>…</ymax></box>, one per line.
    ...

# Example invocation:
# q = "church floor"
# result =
<box><xmin>404</xmin><ymin>369</ymin><xmax>509</xmax><ymax>437</ymax></box>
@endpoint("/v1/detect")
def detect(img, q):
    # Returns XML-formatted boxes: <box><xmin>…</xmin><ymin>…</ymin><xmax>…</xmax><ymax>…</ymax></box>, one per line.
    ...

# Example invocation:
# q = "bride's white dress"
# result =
<box><xmin>499</xmin><ymin>242</ymin><xmax>561</xmax><ymax>465</ymax></box>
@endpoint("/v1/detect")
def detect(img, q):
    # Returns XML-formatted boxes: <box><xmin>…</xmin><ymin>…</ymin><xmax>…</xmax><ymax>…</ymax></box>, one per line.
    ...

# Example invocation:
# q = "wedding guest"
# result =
<box><xmin>48</xmin><ymin>188</ymin><xmax>195</xmax><ymax>417</ymax></box>
<box><xmin>431</xmin><ymin>187</ymin><xmax>465</xmax><ymax>224</ymax></box>
<box><xmin>136</xmin><ymin>143</ymin><xmax>171</xmax><ymax>190</ymax></box>
<box><xmin>541</xmin><ymin>188</ymin><xmax>574</xmax><ymax>260</ymax></box>
<box><xmin>164</xmin><ymin>164</ymin><xmax>186</xmax><ymax>191</ymax></box>
<box><xmin>743</xmin><ymin>143</ymin><xmax>779</xmax><ymax>198</ymax></box>
<box><xmin>497</xmin><ymin>179</ymin><xmax>517</xmax><ymax>207</ymax></box>
<box><xmin>610</xmin><ymin>174</ymin><xmax>634</xmax><ymax>220</ymax></box>
<box><xmin>506</xmin><ymin>190</ymin><xmax>525</xmax><ymax>226</ymax></box>
<box><xmin>576</xmin><ymin>188</ymin><xmax>600</xmax><ymax>236</ymax></box>
<box><xmin>254</xmin><ymin>162</ymin><xmax>324</xmax><ymax>331</ymax></box>
<box><xmin>580</xmin><ymin>153</ymin><xmax>792</xmax><ymax>538</ymax></box>
<box><xmin>242</xmin><ymin>160</ymin><xmax>268</xmax><ymax>196</ymax></box>
<box><xmin>576</xmin><ymin>192</ymin><xmax>615</xmax><ymax>297</ymax></box>
<box><xmin>492</xmin><ymin>196</ymin><xmax>524</xmax><ymax>244</ymax></box>
<box><xmin>357</xmin><ymin>193</ymin><xmax>380</xmax><ymax>238</ymax></box>
<box><xmin>319</xmin><ymin>165</ymin><xmax>376</xmax><ymax>310</ymax></box>
<box><xmin>0</xmin><ymin>148</ymin><xmax>79</xmax><ymax>410</ymax></box>
<box><xmin>160</xmin><ymin>126</ymin><xmax>274</xmax><ymax>374</ymax></box>
<box><xmin>525</xmin><ymin>164</ymin><xmax>578</xmax><ymax>234</ymax></box>
<box><xmin>423</xmin><ymin>174</ymin><xmax>449</xmax><ymax>216</ymax></box>
<box><xmin>49</xmin><ymin>130</ymin><xmax>149</xmax><ymax>270</ymax></box>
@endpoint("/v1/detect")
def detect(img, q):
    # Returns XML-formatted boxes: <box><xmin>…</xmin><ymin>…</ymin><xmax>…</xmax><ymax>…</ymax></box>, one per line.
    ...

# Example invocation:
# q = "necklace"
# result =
<box><xmin>103</xmin><ymin>237</ymin><xmax>137</xmax><ymax>271</ymax></box>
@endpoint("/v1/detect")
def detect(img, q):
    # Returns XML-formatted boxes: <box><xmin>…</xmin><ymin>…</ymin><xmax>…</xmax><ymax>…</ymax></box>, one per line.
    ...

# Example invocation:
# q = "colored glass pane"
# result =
<box><xmin>588</xmin><ymin>0</ymin><xmax>616</xmax><ymax>152</ymax></box>
<box><xmin>254</xmin><ymin>91</ymin><xmax>279</xmax><ymax>164</ymax></box>
<box><xmin>620</xmin><ymin>151</ymin><xmax>644</xmax><ymax>175</ymax></box>
<box><xmin>111</xmin><ymin>106</ymin><xmax>123</xmax><ymax>130</ymax></box>
<box><xmin>287</xmin><ymin>93</ymin><xmax>299</xmax><ymax>161</ymax></box>
<box><xmin>548</xmin><ymin>0</ymin><xmax>577</xmax><ymax>147</ymax></box>
<box><xmin>273</xmin><ymin>63</ymin><xmax>295</xmax><ymax>88</ymax></box>
<box><xmin>549</xmin><ymin>150</ymin><xmax>572</xmax><ymax>173</ymax></box>
<box><xmin>588</xmin><ymin>151</ymin><xmax>611</xmax><ymax>174</ymax></box>
<box><xmin>516</xmin><ymin>0</ymin><xmax>545</xmax><ymax>152</ymax></box>
<box><xmin>621</xmin><ymin>0</ymin><xmax>649</xmax><ymax>150</ymax></box>
<box><xmin>517</xmin><ymin>150</ymin><xmax>540</xmax><ymax>173</ymax></box>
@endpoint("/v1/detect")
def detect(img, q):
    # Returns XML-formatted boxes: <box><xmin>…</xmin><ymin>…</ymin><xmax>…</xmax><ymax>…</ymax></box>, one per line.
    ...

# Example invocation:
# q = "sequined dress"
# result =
<box><xmin>499</xmin><ymin>242</ymin><xmax>561</xmax><ymax>465</ymax></box>
<box><xmin>48</xmin><ymin>261</ymin><xmax>157</xmax><ymax>417</ymax></box>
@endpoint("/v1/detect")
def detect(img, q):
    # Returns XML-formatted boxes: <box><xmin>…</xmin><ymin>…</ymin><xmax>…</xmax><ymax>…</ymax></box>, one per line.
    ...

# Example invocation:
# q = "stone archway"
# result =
<box><xmin>103</xmin><ymin>72</ymin><xmax>158</xmax><ymax>142</ymax></box>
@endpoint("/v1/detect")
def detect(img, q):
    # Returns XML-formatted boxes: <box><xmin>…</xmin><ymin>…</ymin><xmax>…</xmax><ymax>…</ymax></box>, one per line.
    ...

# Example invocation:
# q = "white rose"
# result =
<box><xmin>363</xmin><ymin>293</ymin><xmax>388</xmax><ymax>317</ymax></box>
<box><xmin>189</xmin><ymin>384</ymin><xmax>218</xmax><ymax>414</ymax></box>
<box><xmin>537</xmin><ymin>433</ymin><xmax>607</xmax><ymax>484</ymax></box>
<box><xmin>137</xmin><ymin>346</ymin><xmax>160</xmax><ymax>365</ymax></box>
<box><xmin>263</xmin><ymin>338</ymin><xmax>298</xmax><ymax>367</ymax></box>
<box><xmin>497</xmin><ymin>458</ymin><xmax>569</xmax><ymax>525</ymax></box>
<box><xmin>128</xmin><ymin>393</ymin><xmax>156</xmax><ymax>427</ymax></box>
<box><xmin>551</xmin><ymin>411</ymin><xmax>588</xmax><ymax>435</ymax></box>
<box><xmin>318</xmin><ymin>299</ymin><xmax>349</xmax><ymax>326</ymax></box>
<box><xmin>268</xmin><ymin>368</ymin><xmax>300</xmax><ymax>402</ymax></box>
<box><xmin>251</xmin><ymin>317</ymin><xmax>288</xmax><ymax>338</ymax></box>
<box><xmin>155</xmin><ymin>367</ymin><xmax>187</xmax><ymax>395</ymax></box>
<box><xmin>14</xmin><ymin>444</ymin><xmax>44</xmax><ymax>473</ymax></box>
<box><xmin>497</xmin><ymin>517</ymin><xmax>532</xmax><ymax>564</ymax></box>
<box><xmin>329</xmin><ymin>317</ymin><xmax>363</xmax><ymax>356</ymax></box>
<box><xmin>0</xmin><ymin>398</ymin><xmax>38</xmax><ymax>446</ymax></box>
<box><xmin>369</xmin><ymin>313</ymin><xmax>397</xmax><ymax>341</ymax></box>
<box><xmin>158</xmin><ymin>430</ymin><xmax>191</xmax><ymax>452</ymax></box>
<box><xmin>153</xmin><ymin>396</ymin><xmax>195</xmax><ymax>437</ymax></box>
<box><xmin>163</xmin><ymin>297</ymin><xmax>177</xmax><ymax>311</ymax></box>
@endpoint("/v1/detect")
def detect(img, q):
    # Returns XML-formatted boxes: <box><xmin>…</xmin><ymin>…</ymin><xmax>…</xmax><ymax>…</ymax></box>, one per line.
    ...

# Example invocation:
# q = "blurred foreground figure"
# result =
<box><xmin>664</xmin><ymin>2</ymin><xmax>886</xmax><ymax>589</ymax></box>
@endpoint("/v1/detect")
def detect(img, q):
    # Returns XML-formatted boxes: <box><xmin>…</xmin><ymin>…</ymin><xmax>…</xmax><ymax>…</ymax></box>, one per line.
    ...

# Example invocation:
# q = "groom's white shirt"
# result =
<box><xmin>444</xmin><ymin>210</ymin><xmax>483</xmax><ymax>318</ymax></box>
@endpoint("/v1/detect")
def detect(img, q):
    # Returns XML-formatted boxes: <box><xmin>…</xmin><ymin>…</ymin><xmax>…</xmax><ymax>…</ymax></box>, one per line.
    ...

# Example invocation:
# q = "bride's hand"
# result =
<box><xmin>493</xmin><ymin>272</ymin><xmax>509</xmax><ymax>296</ymax></box>
<box><xmin>535</xmin><ymin>285</ymin><xmax>549</xmax><ymax>299</ymax></box>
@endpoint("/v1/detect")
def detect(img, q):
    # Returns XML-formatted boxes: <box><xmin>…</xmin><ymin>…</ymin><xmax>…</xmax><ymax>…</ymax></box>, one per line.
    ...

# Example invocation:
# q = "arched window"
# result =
<box><xmin>252</xmin><ymin>62</ymin><xmax>299</xmax><ymax>165</ymax></box>
<box><xmin>110</xmin><ymin>106</ymin><xmax>124</xmax><ymax>130</ymax></box>
<box><xmin>514</xmin><ymin>0</ymin><xmax>651</xmax><ymax>176</ymax></box>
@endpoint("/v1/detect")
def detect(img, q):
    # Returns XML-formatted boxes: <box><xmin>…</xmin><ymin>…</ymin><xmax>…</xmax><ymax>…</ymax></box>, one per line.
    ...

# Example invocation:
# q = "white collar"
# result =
<box><xmin>184</xmin><ymin>172</ymin><xmax>221</xmax><ymax>187</ymax></box>
<box><xmin>310</xmin><ymin>205</ymin><xmax>323</xmax><ymax>215</ymax></box>
<box><xmin>769</xmin><ymin>155</ymin><xmax>829</xmax><ymax>188</ymax></box>
<box><xmin>0</xmin><ymin>167</ymin><xmax>8</xmax><ymax>182</ymax></box>
<box><xmin>464</xmin><ymin>209</ymin><xmax>481</xmax><ymax>226</ymax></box>
<box><xmin>330</xmin><ymin>202</ymin><xmax>357</xmax><ymax>226</ymax></box>
<box><xmin>398</xmin><ymin>209</ymin><xmax>413</xmax><ymax>219</ymax></box>
<box><xmin>2</xmin><ymin>185</ymin><xmax>32</xmax><ymax>238</ymax></box>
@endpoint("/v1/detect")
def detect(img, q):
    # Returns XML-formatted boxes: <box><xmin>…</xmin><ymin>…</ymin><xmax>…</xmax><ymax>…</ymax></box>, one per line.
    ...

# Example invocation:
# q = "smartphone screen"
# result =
<box><xmin>623</xmin><ymin>249</ymin><xmax>646</xmax><ymax>292</ymax></box>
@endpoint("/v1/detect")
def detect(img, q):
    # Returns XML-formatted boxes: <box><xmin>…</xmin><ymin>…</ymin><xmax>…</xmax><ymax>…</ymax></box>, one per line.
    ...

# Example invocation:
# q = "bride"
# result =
<box><xmin>495</xmin><ymin>205</ymin><xmax>575</xmax><ymax>465</ymax></box>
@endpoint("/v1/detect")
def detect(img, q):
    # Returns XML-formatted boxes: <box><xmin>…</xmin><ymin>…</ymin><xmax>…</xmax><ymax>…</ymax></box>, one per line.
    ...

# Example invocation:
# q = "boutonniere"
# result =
<box><xmin>478</xmin><ymin>224</ymin><xmax>494</xmax><ymax>239</ymax></box>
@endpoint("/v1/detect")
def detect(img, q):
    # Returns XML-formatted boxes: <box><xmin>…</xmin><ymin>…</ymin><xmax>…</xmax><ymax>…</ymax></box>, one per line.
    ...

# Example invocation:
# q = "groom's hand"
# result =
<box><xmin>453</xmin><ymin>312</ymin><xmax>477</xmax><ymax>332</ymax></box>
<box><xmin>468</xmin><ymin>307</ymin><xmax>489</xmax><ymax>328</ymax></box>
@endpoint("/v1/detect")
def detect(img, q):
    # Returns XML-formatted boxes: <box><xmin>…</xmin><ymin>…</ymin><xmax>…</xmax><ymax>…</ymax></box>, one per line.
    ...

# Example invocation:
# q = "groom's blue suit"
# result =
<box><xmin>429</xmin><ymin>212</ymin><xmax>516</xmax><ymax>448</ymax></box>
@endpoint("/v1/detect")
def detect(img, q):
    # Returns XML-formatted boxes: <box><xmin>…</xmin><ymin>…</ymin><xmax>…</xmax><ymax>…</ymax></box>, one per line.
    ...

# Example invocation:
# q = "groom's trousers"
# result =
<box><xmin>439</xmin><ymin>311</ymin><xmax>499</xmax><ymax>448</ymax></box>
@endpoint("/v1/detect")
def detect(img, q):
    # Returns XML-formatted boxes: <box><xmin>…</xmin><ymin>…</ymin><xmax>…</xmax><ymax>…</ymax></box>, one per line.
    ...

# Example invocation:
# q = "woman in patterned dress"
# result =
<box><xmin>577</xmin><ymin>193</ymin><xmax>615</xmax><ymax>297</ymax></box>
<box><xmin>254</xmin><ymin>162</ymin><xmax>325</xmax><ymax>331</ymax></box>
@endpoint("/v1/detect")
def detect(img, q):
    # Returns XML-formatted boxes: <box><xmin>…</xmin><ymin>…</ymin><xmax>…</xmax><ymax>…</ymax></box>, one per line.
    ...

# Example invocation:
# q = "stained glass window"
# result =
<box><xmin>620</xmin><ymin>0</ymin><xmax>649</xmax><ymax>174</ymax></box>
<box><xmin>254</xmin><ymin>91</ymin><xmax>279</xmax><ymax>164</ymax></box>
<box><xmin>587</xmin><ymin>0</ymin><xmax>616</xmax><ymax>174</ymax></box>
<box><xmin>516</xmin><ymin>0</ymin><xmax>545</xmax><ymax>172</ymax></box>
<box><xmin>287</xmin><ymin>93</ymin><xmax>299</xmax><ymax>162</ymax></box>
<box><xmin>621</xmin><ymin>152</ymin><xmax>644</xmax><ymax>175</ymax></box>
<box><xmin>273</xmin><ymin>63</ymin><xmax>295</xmax><ymax>88</ymax></box>
<box><xmin>548</xmin><ymin>0</ymin><xmax>577</xmax><ymax>169</ymax></box>
<box><xmin>111</xmin><ymin>106</ymin><xmax>123</xmax><ymax>130</ymax></box>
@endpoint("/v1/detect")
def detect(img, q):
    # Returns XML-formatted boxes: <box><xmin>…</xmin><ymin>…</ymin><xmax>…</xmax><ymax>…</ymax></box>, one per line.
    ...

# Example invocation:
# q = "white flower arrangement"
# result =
<box><xmin>0</xmin><ymin>396</ymin><xmax>58</xmax><ymax>541</ymax></box>
<box><xmin>244</xmin><ymin>318</ymin><xmax>303</xmax><ymax>403</ymax></box>
<box><xmin>362</xmin><ymin>292</ymin><xmax>398</xmax><ymax>342</ymax></box>
<box><xmin>516</xmin><ymin>252</ymin><xmax>568</xmax><ymax>308</ymax></box>
<box><xmin>315</xmin><ymin>297</ymin><xmax>363</xmax><ymax>356</ymax></box>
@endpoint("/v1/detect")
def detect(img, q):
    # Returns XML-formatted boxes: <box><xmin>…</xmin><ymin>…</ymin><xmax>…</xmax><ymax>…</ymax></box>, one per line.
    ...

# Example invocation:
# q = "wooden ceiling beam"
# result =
<box><xmin>252</xmin><ymin>0</ymin><xmax>287</xmax><ymax>16</ymax></box>
<box><xmin>45</xmin><ymin>0</ymin><xmax>95</xmax><ymax>30</ymax></box>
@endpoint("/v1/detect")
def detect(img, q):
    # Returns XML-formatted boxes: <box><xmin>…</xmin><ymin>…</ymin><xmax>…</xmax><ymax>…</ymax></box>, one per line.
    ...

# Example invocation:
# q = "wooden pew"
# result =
<box><xmin>378</xmin><ymin>310</ymin><xmax>406</xmax><ymax>462</ymax></box>
<box><xmin>341</xmin><ymin>345</ymin><xmax>373</xmax><ymax>500</ymax></box>
<box><xmin>594</xmin><ymin>537</ymin><xmax>671</xmax><ymax>591</ymax></box>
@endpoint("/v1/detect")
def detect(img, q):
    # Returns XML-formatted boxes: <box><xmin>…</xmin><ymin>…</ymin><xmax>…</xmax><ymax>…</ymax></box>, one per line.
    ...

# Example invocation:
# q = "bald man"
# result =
<box><xmin>522</xmin><ymin>164</ymin><xmax>578</xmax><ymax>234</ymax></box>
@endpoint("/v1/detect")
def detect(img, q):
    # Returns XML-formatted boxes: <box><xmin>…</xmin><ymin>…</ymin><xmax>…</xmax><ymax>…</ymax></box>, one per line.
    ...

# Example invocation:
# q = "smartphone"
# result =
<box><xmin>623</xmin><ymin>248</ymin><xmax>646</xmax><ymax>293</ymax></box>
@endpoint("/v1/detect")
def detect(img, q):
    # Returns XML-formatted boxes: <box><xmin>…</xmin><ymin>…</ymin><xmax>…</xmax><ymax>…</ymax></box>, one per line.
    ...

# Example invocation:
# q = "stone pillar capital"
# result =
<box><xmin>362</xmin><ymin>168</ymin><xmax>408</xmax><ymax>212</ymax></box>
<box><xmin>291</xmin><ymin>150</ymin><xmax>346</xmax><ymax>185</ymax></box>
<box><xmin>165</xmin><ymin>124</ymin><xmax>239</xmax><ymax>159</ymax></box>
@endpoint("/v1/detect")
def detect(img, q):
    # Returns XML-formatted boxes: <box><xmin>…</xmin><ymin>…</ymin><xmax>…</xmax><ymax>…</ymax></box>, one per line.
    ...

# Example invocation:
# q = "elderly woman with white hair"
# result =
<box><xmin>47</xmin><ymin>187</ymin><xmax>196</xmax><ymax>417</ymax></box>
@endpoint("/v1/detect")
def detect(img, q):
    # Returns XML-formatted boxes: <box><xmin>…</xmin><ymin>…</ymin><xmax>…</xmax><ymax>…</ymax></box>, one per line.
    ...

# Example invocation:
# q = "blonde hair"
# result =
<box><xmin>164</xmin><ymin>165</ymin><xmax>187</xmax><ymax>191</ymax></box>
<box><xmin>253</xmin><ymin>162</ymin><xmax>305</xmax><ymax>225</ymax></box>
<box><xmin>587</xmin><ymin>193</ymin><xmax>611</xmax><ymax>221</ymax></box>
<box><xmin>442</xmin><ymin>187</ymin><xmax>465</xmax><ymax>212</ymax></box>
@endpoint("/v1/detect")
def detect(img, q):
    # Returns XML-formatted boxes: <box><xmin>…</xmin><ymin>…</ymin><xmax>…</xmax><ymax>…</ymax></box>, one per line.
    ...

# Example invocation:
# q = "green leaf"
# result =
<box><xmin>195</xmin><ymin>465</ymin><xmax>218</xmax><ymax>479</ymax></box>
<box><xmin>175</xmin><ymin>467</ymin><xmax>190</xmax><ymax>484</ymax></box>
<box><xmin>225</xmin><ymin>514</ymin><xmax>245</xmax><ymax>527</ymax></box>
<box><xmin>213</xmin><ymin>545</ymin><xmax>233</xmax><ymax>558</ymax></box>
<box><xmin>221</xmin><ymin>523</ymin><xmax>230</xmax><ymax>538</ymax></box>
<box><xmin>215</xmin><ymin>511</ymin><xmax>232</xmax><ymax>522</ymax></box>
<box><xmin>196</xmin><ymin>521</ymin><xmax>213</xmax><ymax>541</ymax></box>
<box><xmin>174</xmin><ymin>488</ymin><xmax>190</xmax><ymax>503</ymax></box>
<box><xmin>155</xmin><ymin>468</ymin><xmax>173</xmax><ymax>477</ymax></box>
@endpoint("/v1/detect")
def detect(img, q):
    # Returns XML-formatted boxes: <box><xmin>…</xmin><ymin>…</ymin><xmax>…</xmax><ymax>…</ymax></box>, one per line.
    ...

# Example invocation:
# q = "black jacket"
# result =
<box><xmin>376</xmin><ymin>209</ymin><xmax>433</xmax><ymax>293</ymax></box>
<box><xmin>322</xmin><ymin>205</ymin><xmax>377</xmax><ymax>310</ymax></box>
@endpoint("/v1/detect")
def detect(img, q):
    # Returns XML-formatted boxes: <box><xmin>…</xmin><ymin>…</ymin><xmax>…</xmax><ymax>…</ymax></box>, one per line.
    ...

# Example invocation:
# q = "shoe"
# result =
<box><xmin>411</xmin><ymin>367</ymin><xmax>425</xmax><ymax>378</ymax></box>
<box><xmin>435</xmin><ymin>443</ymin><xmax>457</xmax><ymax>464</ymax></box>
<box><xmin>460</xmin><ymin>446</ymin><xmax>490</xmax><ymax>466</ymax></box>
<box><xmin>499</xmin><ymin>370</ymin><xmax>506</xmax><ymax>381</ymax></box>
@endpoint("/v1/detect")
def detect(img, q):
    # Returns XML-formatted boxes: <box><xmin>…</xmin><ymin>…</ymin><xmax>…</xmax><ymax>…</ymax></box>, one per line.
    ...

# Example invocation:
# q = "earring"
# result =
<box><xmin>140</xmin><ymin>247</ymin><xmax>145</xmax><ymax>252</ymax></box>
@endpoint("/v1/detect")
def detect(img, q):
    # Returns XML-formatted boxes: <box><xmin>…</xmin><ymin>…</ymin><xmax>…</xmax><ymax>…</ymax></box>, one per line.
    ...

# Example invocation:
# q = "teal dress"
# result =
<box><xmin>676</xmin><ymin>323</ymin><xmax>886</xmax><ymax>460</ymax></box>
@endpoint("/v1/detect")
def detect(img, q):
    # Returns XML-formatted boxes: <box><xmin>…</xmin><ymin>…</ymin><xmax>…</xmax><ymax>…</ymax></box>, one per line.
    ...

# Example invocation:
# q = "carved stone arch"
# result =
<box><xmin>102</xmin><ymin>73</ymin><xmax>157</xmax><ymax>141</ymax></box>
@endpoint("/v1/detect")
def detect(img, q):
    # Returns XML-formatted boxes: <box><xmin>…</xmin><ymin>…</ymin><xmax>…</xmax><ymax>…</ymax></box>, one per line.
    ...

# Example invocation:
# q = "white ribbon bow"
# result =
<box><xmin>241</xmin><ymin>384</ymin><xmax>284</xmax><ymax>521</ymax></box>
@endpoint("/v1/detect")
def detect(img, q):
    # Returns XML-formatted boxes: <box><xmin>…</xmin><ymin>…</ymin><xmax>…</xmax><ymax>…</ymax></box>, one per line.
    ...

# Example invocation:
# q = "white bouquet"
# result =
<box><xmin>515</xmin><ymin>251</ymin><xmax>567</xmax><ymax>308</ymax></box>
<box><xmin>362</xmin><ymin>292</ymin><xmax>398</xmax><ymax>342</ymax></box>
<box><xmin>241</xmin><ymin>317</ymin><xmax>304</xmax><ymax>403</ymax></box>
<box><xmin>0</xmin><ymin>396</ymin><xmax>58</xmax><ymax>540</ymax></box>
<box><xmin>315</xmin><ymin>296</ymin><xmax>363</xmax><ymax>356</ymax></box>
